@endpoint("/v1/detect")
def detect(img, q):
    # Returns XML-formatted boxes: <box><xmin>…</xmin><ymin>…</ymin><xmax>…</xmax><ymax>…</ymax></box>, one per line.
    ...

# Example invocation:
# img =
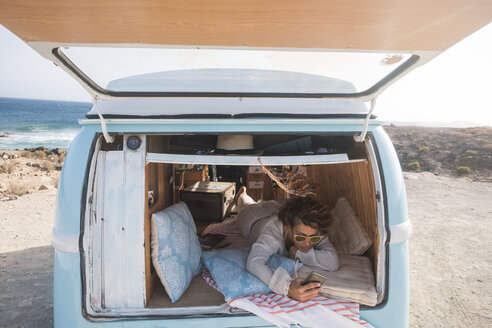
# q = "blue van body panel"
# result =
<box><xmin>360</xmin><ymin>242</ymin><xmax>410</xmax><ymax>327</ymax></box>
<box><xmin>54</xmin><ymin>120</ymin><xmax>409</xmax><ymax>328</ymax></box>
<box><xmin>371</xmin><ymin>126</ymin><xmax>409</xmax><ymax>226</ymax></box>
<box><xmin>54</xmin><ymin>252</ymin><xmax>274</xmax><ymax>327</ymax></box>
<box><xmin>54</xmin><ymin>127</ymin><xmax>96</xmax><ymax>233</ymax></box>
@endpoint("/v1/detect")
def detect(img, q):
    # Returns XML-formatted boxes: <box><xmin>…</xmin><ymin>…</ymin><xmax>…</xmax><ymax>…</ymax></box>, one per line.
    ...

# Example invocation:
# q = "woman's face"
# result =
<box><xmin>291</xmin><ymin>223</ymin><xmax>321</xmax><ymax>253</ymax></box>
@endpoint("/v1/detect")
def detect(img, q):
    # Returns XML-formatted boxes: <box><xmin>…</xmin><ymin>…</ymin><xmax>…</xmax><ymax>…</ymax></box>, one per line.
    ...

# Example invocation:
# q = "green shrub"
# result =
<box><xmin>6</xmin><ymin>160</ymin><xmax>19</xmax><ymax>174</ymax></box>
<box><xmin>42</xmin><ymin>160</ymin><xmax>55</xmax><ymax>173</ymax></box>
<box><xmin>465</xmin><ymin>150</ymin><xmax>478</xmax><ymax>156</ymax></box>
<box><xmin>33</xmin><ymin>150</ymin><xmax>47</xmax><ymax>159</ymax></box>
<box><xmin>462</xmin><ymin>156</ymin><xmax>474</xmax><ymax>160</ymax></box>
<box><xmin>20</xmin><ymin>150</ymin><xmax>33</xmax><ymax>158</ymax></box>
<box><xmin>456</xmin><ymin>166</ymin><xmax>472</xmax><ymax>175</ymax></box>
<box><xmin>407</xmin><ymin>161</ymin><xmax>420</xmax><ymax>171</ymax></box>
<box><xmin>417</xmin><ymin>145</ymin><xmax>430</xmax><ymax>153</ymax></box>
<box><xmin>7</xmin><ymin>181</ymin><xmax>30</xmax><ymax>196</ymax></box>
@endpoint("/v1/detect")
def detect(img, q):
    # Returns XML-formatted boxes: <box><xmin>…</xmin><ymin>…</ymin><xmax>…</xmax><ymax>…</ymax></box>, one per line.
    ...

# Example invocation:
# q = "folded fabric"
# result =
<box><xmin>202</xmin><ymin>271</ymin><xmax>374</xmax><ymax>328</ymax></box>
<box><xmin>328</xmin><ymin>197</ymin><xmax>372</xmax><ymax>255</ymax></box>
<box><xmin>201</xmin><ymin>248</ymin><xmax>302</xmax><ymax>301</ymax></box>
<box><xmin>298</xmin><ymin>254</ymin><xmax>378</xmax><ymax>306</ymax></box>
<box><xmin>229</xmin><ymin>293</ymin><xmax>374</xmax><ymax>328</ymax></box>
<box><xmin>151</xmin><ymin>202</ymin><xmax>203</xmax><ymax>303</ymax></box>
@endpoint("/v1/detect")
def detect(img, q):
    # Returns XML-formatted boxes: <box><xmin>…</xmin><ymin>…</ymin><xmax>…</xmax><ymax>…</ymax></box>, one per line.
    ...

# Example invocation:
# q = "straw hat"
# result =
<box><xmin>216</xmin><ymin>134</ymin><xmax>254</xmax><ymax>150</ymax></box>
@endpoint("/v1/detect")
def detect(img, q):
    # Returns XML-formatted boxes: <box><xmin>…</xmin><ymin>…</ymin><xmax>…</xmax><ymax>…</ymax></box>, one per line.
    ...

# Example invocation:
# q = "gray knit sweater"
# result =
<box><xmin>238</xmin><ymin>198</ymin><xmax>339</xmax><ymax>296</ymax></box>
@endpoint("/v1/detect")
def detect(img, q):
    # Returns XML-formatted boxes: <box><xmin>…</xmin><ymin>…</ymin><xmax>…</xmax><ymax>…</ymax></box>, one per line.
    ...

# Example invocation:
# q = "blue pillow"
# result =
<box><xmin>151</xmin><ymin>202</ymin><xmax>203</xmax><ymax>303</ymax></box>
<box><xmin>201</xmin><ymin>248</ymin><xmax>302</xmax><ymax>301</ymax></box>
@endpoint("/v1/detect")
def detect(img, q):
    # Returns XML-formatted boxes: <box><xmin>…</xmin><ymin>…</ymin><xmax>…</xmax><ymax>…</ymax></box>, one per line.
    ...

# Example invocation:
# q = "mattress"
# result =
<box><xmin>298</xmin><ymin>254</ymin><xmax>378</xmax><ymax>306</ymax></box>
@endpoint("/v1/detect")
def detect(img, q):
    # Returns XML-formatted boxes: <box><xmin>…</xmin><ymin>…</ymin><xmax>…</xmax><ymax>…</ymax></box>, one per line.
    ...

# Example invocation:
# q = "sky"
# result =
<box><xmin>0</xmin><ymin>23</ymin><xmax>491</xmax><ymax>126</ymax></box>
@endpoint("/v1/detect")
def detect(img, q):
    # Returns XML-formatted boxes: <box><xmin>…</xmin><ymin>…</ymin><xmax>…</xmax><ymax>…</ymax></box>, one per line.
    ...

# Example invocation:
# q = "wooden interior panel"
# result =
<box><xmin>144</xmin><ymin>162</ymin><xmax>172</xmax><ymax>305</ymax></box>
<box><xmin>307</xmin><ymin>159</ymin><xmax>379</xmax><ymax>271</ymax></box>
<box><xmin>147</xmin><ymin>275</ymin><xmax>224</xmax><ymax>308</ymax></box>
<box><xmin>1</xmin><ymin>0</ymin><xmax>491</xmax><ymax>51</ymax></box>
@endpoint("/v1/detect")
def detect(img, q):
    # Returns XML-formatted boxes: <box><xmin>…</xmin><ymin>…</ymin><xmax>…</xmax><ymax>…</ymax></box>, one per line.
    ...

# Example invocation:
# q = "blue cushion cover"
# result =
<box><xmin>201</xmin><ymin>248</ymin><xmax>302</xmax><ymax>301</ymax></box>
<box><xmin>151</xmin><ymin>202</ymin><xmax>203</xmax><ymax>303</ymax></box>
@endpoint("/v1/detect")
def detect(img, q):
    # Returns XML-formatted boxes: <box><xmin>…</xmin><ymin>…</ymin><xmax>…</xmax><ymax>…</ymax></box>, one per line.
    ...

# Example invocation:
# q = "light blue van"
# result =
<box><xmin>49</xmin><ymin>60</ymin><xmax>413</xmax><ymax>327</ymax></box>
<box><xmin>2</xmin><ymin>1</ymin><xmax>489</xmax><ymax>327</ymax></box>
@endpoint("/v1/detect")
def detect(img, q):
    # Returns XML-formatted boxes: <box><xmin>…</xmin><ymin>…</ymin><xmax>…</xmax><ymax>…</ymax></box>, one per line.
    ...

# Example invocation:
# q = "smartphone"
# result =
<box><xmin>301</xmin><ymin>271</ymin><xmax>328</xmax><ymax>286</ymax></box>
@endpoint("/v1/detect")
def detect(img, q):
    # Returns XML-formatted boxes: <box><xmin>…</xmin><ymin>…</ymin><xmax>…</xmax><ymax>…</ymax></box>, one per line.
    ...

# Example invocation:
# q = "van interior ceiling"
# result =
<box><xmin>91</xmin><ymin>133</ymin><xmax>382</xmax><ymax>312</ymax></box>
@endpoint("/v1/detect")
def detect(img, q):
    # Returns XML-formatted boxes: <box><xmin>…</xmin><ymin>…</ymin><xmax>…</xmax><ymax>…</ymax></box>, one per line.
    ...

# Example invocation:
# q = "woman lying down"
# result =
<box><xmin>235</xmin><ymin>186</ymin><xmax>339</xmax><ymax>302</ymax></box>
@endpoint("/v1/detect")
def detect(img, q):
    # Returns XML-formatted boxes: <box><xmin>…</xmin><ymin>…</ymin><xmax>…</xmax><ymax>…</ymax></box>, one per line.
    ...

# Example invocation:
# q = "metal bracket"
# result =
<box><xmin>93</xmin><ymin>95</ymin><xmax>114</xmax><ymax>143</ymax></box>
<box><xmin>354</xmin><ymin>98</ymin><xmax>376</xmax><ymax>142</ymax></box>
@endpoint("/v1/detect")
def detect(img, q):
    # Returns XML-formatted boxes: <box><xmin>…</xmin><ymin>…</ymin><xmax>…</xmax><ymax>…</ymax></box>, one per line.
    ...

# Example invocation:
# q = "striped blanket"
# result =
<box><xmin>203</xmin><ymin>268</ymin><xmax>374</xmax><ymax>328</ymax></box>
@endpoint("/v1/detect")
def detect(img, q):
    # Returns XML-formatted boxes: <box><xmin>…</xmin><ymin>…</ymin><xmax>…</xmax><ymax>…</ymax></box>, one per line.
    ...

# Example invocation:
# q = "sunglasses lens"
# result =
<box><xmin>295</xmin><ymin>235</ymin><xmax>307</xmax><ymax>242</ymax></box>
<box><xmin>310</xmin><ymin>236</ymin><xmax>322</xmax><ymax>243</ymax></box>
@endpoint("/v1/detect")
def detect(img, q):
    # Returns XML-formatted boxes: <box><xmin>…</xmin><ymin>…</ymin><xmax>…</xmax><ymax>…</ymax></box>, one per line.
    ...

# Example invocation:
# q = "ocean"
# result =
<box><xmin>0</xmin><ymin>97</ymin><xmax>91</xmax><ymax>150</ymax></box>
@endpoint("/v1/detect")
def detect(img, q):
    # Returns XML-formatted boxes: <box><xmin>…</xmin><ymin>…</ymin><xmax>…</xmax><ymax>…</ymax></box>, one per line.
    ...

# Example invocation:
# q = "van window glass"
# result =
<box><xmin>60</xmin><ymin>47</ymin><xmax>412</xmax><ymax>96</ymax></box>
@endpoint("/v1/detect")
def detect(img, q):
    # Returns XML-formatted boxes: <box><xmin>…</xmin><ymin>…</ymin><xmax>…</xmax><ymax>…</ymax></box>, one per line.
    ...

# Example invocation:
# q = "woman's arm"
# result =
<box><xmin>292</xmin><ymin>237</ymin><xmax>339</xmax><ymax>271</ymax></box>
<box><xmin>247</xmin><ymin>241</ymin><xmax>321</xmax><ymax>300</ymax></box>
<box><xmin>246</xmin><ymin>234</ymin><xmax>293</xmax><ymax>295</ymax></box>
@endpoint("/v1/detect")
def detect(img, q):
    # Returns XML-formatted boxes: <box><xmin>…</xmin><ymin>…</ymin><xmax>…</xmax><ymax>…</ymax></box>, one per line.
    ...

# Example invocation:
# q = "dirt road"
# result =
<box><xmin>405</xmin><ymin>172</ymin><xmax>492</xmax><ymax>327</ymax></box>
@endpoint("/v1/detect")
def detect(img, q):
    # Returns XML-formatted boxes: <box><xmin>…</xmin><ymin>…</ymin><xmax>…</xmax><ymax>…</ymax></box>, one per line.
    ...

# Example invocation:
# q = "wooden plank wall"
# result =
<box><xmin>144</xmin><ymin>162</ymin><xmax>173</xmax><ymax>305</ymax></box>
<box><xmin>307</xmin><ymin>160</ymin><xmax>379</xmax><ymax>271</ymax></box>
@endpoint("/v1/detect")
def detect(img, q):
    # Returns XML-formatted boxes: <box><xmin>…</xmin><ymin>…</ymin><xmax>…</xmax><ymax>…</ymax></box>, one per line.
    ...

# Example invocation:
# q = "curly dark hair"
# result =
<box><xmin>278</xmin><ymin>196</ymin><xmax>333</xmax><ymax>234</ymax></box>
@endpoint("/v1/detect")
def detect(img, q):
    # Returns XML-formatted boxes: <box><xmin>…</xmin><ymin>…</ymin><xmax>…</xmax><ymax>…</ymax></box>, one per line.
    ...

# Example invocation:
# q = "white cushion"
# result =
<box><xmin>328</xmin><ymin>197</ymin><xmax>372</xmax><ymax>255</ymax></box>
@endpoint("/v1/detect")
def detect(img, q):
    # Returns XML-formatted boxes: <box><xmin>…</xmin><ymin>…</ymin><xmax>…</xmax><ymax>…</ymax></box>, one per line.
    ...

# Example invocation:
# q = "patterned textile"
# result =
<box><xmin>151</xmin><ymin>202</ymin><xmax>203</xmax><ymax>303</ymax></box>
<box><xmin>202</xmin><ymin>269</ymin><xmax>373</xmax><ymax>328</ymax></box>
<box><xmin>200</xmin><ymin>248</ymin><xmax>302</xmax><ymax>301</ymax></box>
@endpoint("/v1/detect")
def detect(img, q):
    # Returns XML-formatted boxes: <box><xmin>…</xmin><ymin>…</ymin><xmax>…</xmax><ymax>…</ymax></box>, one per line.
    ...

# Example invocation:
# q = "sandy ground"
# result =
<box><xmin>1</xmin><ymin>173</ymin><xmax>491</xmax><ymax>327</ymax></box>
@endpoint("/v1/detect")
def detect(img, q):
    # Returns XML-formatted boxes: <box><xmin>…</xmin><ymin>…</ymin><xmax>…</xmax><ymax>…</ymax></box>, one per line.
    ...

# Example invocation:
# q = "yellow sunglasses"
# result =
<box><xmin>293</xmin><ymin>235</ymin><xmax>323</xmax><ymax>243</ymax></box>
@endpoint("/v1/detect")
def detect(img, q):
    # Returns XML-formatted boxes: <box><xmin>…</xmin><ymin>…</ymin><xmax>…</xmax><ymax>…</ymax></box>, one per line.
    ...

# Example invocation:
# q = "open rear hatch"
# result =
<box><xmin>1</xmin><ymin>0</ymin><xmax>492</xmax><ymax>112</ymax></box>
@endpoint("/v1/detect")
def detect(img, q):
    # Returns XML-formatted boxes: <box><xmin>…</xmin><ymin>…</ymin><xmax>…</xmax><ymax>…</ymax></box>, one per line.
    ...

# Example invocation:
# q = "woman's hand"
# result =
<box><xmin>287</xmin><ymin>278</ymin><xmax>321</xmax><ymax>301</ymax></box>
<box><xmin>289</xmin><ymin>245</ymin><xmax>298</xmax><ymax>259</ymax></box>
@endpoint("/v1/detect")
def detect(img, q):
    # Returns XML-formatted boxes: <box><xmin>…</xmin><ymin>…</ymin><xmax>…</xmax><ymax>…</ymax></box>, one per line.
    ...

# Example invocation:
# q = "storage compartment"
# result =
<box><xmin>84</xmin><ymin>133</ymin><xmax>385</xmax><ymax>317</ymax></box>
<box><xmin>180</xmin><ymin>181</ymin><xmax>236</xmax><ymax>221</ymax></box>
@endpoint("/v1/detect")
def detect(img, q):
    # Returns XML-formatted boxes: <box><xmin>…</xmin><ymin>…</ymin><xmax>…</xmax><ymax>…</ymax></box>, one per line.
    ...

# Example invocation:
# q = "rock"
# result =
<box><xmin>50</xmin><ymin>148</ymin><xmax>65</xmax><ymax>155</ymax></box>
<box><xmin>2</xmin><ymin>154</ymin><xmax>8</xmax><ymax>160</ymax></box>
<box><xmin>38</xmin><ymin>184</ymin><xmax>49</xmax><ymax>190</ymax></box>
<box><xmin>0</xmin><ymin>133</ymin><xmax>9</xmax><ymax>137</ymax></box>
<box><xmin>8</xmin><ymin>195</ymin><xmax>18</xmax><ymax>200</ymax></box>
<box><xmin>18</xmin><ymin>298</ymin><xmax>32</xmax><ymax>307</ymax></box>
<box><xmin>32</xmin><ymin>163</ymin><xmax>41</xmax><ymax>168</ymax></box>
<box><xmin>33</xmin><ymin>146</ymin><xmax>49</xmax><ymax>153</ymax></box>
